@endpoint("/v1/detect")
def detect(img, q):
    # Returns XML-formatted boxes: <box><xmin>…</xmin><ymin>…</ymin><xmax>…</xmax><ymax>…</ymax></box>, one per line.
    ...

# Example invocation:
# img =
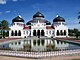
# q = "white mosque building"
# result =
<box><xmin>9</xmin><ymin>11</ymin><xmax>68</xmax><ymax>38</ymax></box>
<box><xmin>0</xmin><ymin>11</ymin><xmax>69</xmax><ymax>51</ymax></box>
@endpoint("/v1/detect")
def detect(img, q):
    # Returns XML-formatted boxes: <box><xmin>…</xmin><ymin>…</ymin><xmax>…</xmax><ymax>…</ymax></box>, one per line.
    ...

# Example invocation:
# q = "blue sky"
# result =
<box><xmin>0</xmin><ymin>0</ymin><xmax>80</xmax><ymax>30</ymax></box>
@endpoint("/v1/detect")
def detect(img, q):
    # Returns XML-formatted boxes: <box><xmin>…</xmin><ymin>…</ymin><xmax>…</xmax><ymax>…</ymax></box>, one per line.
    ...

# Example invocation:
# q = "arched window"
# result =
<box><xmin>33</xmin><ymin>30</ymin><xmax>36</xmax><ymax>36</ymax></box>
<box><xmin>18</xmin><ymin>30</ymin><xmax>21</xmax><ymax>36</ymax></box>
<box><xmin>11</xmin><ymin>30</ymin><xmax>14</xmax><ymax>36</ymax></box>
<box><xmin>37</xmin><ymin>30</ymin><xmax>40</xmax><ymax>36</ymax></box>
<box><xmin>41</xmin><ymin>30</ymin><xmax>44</xmax><ymax>36</ymax></box>
<box><xmin>60</xmin><ymin>30</ymin><xmax>63</xmax><ymax>35</ymax></box>
<box><xmin>64</xmin><ymin>30</ymin><xmax>66</xmax><ymax>35</ymax></box>
<box><xmin>57</xmin><ymin>30</ymin><xmax>59</xmax><ymax>36</ymax></box>
<box><xmin>15</xmin><ymin>30</ymin><xmax>17</xmax><ymax>36</ymax></box>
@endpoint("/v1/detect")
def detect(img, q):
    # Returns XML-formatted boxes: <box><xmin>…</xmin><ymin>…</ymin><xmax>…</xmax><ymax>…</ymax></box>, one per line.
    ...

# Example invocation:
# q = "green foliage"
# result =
<box><xmin>68</xmin><ymin>29</ymin><xmax>74</xmax><ymax>36</ymax></box>
<box><xmin>1</xmin><ymin>20</ymin><xmax>9</xmax><ymax>28</ymax></box>
<box><xmin>0</xmin><ymin>20</ymin><xmax>10</xmax><ymax>38</ymax></box>
<box><xmin>68</xmin><ymin>28</ymin><xmax>80</xmax><ymax>39</ymax></box>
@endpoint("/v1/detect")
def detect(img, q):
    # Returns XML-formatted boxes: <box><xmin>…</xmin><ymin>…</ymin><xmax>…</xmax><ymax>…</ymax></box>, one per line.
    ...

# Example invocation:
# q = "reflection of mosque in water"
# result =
<box><xmin>9</xmin><ymin>39</ymin><xmax>69</xmax><ymax>51</ymax></box>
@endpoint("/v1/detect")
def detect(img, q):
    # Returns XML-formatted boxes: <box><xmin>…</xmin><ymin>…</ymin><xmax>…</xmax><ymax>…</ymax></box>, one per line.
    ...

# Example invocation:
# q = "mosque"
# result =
<box><xmin>9</xmin><ymin>11</ymin><xmax>68</xmax><ymax>38</ymax></box>
<box><xmin>0</xmin><ymin>12</ymin><xmax>69</xmax><ymax>51</ymax></box>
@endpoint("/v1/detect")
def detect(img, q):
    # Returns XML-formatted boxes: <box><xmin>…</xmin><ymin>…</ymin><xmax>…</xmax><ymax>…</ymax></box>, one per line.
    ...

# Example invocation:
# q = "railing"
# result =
<box><xmin>0</xmin><ymin>49</ymin><xmax>80</xmax><ymax>58</ymax></box>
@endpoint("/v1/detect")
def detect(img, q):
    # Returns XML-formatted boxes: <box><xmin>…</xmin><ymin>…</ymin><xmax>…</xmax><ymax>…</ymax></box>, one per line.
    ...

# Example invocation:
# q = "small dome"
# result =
<box><xmin>33</xmin><ymin>11</ymin><xmax>44</xmax><ymax>18</ymax></box>
<box><xmin>12</xmin><ymin>16</ymin><xmax>24</xmax><ymax>22</ymax></box>
<box><xmin>53</xmin><ymin>16</ymin><xmax>65</xmax><ymax>22</ymax></box>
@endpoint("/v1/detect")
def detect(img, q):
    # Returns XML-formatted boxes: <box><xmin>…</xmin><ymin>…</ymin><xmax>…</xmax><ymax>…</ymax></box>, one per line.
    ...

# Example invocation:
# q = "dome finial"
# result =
<box><xmin>18</xmin><ymin>15</ymin><xmax>22</xmax><ymax>18</ymax></box>
<box><xmin>56</xmin><ymin>15</ymin><xmax>59</xmax><ymax>17</ymax></box>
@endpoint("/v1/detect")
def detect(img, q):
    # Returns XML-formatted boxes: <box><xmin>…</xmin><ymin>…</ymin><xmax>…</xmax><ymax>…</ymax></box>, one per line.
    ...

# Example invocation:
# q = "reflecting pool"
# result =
<box><xmin>0</xmin><ymin>39</ymin><xmax>80</xmax><ymax>52</ymax></box>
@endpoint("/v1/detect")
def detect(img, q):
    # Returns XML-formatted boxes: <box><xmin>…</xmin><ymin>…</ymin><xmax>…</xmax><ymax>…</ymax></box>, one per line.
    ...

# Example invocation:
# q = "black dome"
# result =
<box><xmin>53</xmin><ymin>16</ymin><xmax>65</xmax><ymax>22</ymax></box>
<box><xmin>12</xmin><ymin>16</ymin><xmax>24</xmax><ymax>22</ymax></box>
<box><xmin>33</xmin><ymin>11</ymin><xmax>44</xmax><ymax>18</ymax></box>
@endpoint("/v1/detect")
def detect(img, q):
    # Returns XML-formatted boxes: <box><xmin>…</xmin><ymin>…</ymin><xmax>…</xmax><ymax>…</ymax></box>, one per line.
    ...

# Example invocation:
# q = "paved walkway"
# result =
<box><xmin>0</xmin><ymin>55</ymin><xmax>80</xmax><ymax>60</ymax></box>
<box><xmin>0</xmin><ymin>49</ymin><xmax>80</xmax><ymax>58</ymax></box>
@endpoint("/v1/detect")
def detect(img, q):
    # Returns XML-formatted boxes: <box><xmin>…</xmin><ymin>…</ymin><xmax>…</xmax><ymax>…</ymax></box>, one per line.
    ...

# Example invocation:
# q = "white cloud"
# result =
<box><xmin>5</xmin><ymin>10</ymin><xmax>11</xmax><ymax>13</ymax></box>
<box><xmin>0</xmin><ymin>10</ymin><xmax>11</xmax><ymax>15</ymax></box>
<box><xmin>12</xmin><ymin>0</ymin><xmax>18</xmax><ymax>2</ymax></box>
<box><xmin>0</xmin><ymin>0</ymin><xmax>6</xmax><ymax>4</ymax></box>
<box><xmin>0</xmin><ymin>12</ymin><xmax>2</xmax><ymax>15</ymax></box>
<box><xmin>0</xmin><ymin>0</ymin><xmax>20</xmax><ymax>4</ymax></box>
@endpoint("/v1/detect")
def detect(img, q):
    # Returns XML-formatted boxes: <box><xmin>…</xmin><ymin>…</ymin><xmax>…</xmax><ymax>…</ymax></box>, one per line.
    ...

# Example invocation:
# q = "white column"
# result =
<box><xmin>55</xmin><ymin>30</ymin><xmax>57</xmax><ymax>37</ymax></box>
<box><xmin>31</xmin><ymin>29</ymin><xmax>33</xmax><ymax>36</ymax></box>
<box><xmin>66</xmin><ymin>29</ymin><xmax>68</xmax><ymax>37</ymax></box>
<box><xmin>9</xmin><ymin>30</ymin><xmax>11</xmax><ymax>37</ymax></box>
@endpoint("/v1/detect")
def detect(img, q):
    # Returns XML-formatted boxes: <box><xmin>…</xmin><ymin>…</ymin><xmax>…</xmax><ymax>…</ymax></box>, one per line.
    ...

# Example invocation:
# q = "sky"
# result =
<box><xmin>0</xmin><ymin>0</ymin><xmax>80</xmax><ymax>30</ymax></box>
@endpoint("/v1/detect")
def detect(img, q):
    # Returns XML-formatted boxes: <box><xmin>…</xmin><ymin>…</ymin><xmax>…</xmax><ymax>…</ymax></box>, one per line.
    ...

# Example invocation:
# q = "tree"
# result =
<box><xmin>73</xmin><ymin>28</ymin><xmax>79</xmax><ymax>39</ymax></box>
<box><xmin>68</xmin><ymin>28</ymin><xmax>80</xmax><ymax>39</ymax></box>
<box><xmin>0</xmin><ymin>20</ymin><xmax>10</xmax><ymax>38</ymax></box>
<box><xmin>68</xmin><ymin>29</ymin><xmax>74</xmax><ymax>36</ymax></box>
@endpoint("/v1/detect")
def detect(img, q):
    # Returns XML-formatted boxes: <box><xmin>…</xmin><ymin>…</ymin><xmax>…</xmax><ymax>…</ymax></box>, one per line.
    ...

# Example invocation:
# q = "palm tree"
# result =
<box><xmin>0</xmin><ymin>20</ymin><xmax>10</xmax><ymax>38</ymax></box>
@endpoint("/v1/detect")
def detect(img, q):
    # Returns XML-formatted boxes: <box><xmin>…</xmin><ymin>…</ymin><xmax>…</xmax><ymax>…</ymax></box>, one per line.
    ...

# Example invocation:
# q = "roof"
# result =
<box><xmin>53</xmin><ymin>16</ymin><xmax>65</xmax><ymax>22</ymax></box>
<box><xmin>33</xmin><ymin>11</ymin><xmax>44</xmax><ymax>18</ymax></box>
<box><xmin>23</xmin><ymin>26</ymin><xmax>31</xmax><ymax>29</ymax></box>
<box><xmin>12</xmin><ymin>16</ymin><xmax>24</xmax><ymax>22</ymax></box>
<box><xmin>46</xmin><ymin>26</ymin><xmax>54</xmax><ymax>29</ymax></box>
<box><xmin>26</xmin><ymin>19</ymin><xmax>51</xmax><ymax>25</ymax></box>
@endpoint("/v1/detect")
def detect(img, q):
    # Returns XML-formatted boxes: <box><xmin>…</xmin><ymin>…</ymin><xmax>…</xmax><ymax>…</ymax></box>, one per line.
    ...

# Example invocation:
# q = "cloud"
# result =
<box><xmin>0</xmin><ymin>10</ymin><xmax>11</xmax><ymax>15</ymax></box>
<box><xmin>0</xmin><ymin>0</ymin><xmax>6</xmax><ymax>4</ymax></box>
<box><xmin>5</xmin><ymin>10</ymin><xmax>11</xmax><ymax>13</ymax></box>
<box><xmin>0</xmin><ymin>12</ymin><xmax>2</xmax><ymax>15</ymax></box>
<box><xmin>0</xmin><ymin>0</ymin><xmax>20</xmax><ymax>4</ymax></box>
<box><xmin>12</xmin><ymin>0</ymin><xmax>18</xmax><ymax>2</ymax></box>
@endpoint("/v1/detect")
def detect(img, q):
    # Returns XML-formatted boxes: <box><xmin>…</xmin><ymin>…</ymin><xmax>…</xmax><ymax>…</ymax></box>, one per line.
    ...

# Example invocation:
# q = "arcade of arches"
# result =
<box><xmin>33</xmin><ymin>30</ymin><xmax>45</xmax><ymax>36</ymax></box>
<box><xmin>11</xmin><ymin>30</ymin><xmax>21</xmax><ymax>36</ymax></box>
<box><xmin>56</xmin><ymin>30</ymin><xmax>66</xmax><ymax>36</ymax></box>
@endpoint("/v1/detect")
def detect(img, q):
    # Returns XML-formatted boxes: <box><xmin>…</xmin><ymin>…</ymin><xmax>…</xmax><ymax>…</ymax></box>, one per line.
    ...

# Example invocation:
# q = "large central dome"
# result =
<box><xmin>26</xmin><ymin>11</ymin><xmax>51</xmax><ymax>25</ymax></box>
<box><xmin>33</xmin><ymin>11</ymin><xmax>44</xmax><ymax>18</ymax></box>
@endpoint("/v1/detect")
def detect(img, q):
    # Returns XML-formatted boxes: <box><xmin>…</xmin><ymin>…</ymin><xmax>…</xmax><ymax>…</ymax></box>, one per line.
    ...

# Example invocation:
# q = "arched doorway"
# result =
<box><xmin>57</xmin><ymin>30</ymin><xmax>59</xmax><ymax>36</ymax></box>
<box><xmin>15</xmin><ymin>30</ymin><xmax>17</xmax><ymax>36</ymax></box>
<box><xmin>60</xmin><ymin>30</ymin><xmax>63</xmax><ymax>35</ymax></box>
<box><xmin>18</xmin><ymin>30</ymin><xmax>21</xmax><ymax>36</ymax></box>
<box><xmin>64</xmin><ymin>30</ymin><xmax>66</xmax><ymax>35</ymax></box>
<box><xmin>33</xmin><ymin>30</ymin><xmax>36</xmax><ymax>36</ymax></box>
<box><xmin>37</xmin><ymin>30</ymin><xmax>40</xmax><ymax>36</ymax></box>
<box><xmin>11</xmin><ymin>30</ymin><xmax>14</xmax><ymax>36</ymax></box>
<box><xmin>41</xmin><ymin>30</ymin><xmax>44</xmax><ymax>36</ymax></box>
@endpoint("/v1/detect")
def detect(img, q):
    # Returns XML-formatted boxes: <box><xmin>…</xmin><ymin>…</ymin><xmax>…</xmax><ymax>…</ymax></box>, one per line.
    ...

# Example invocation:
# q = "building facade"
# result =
<box><xmin>9</xmin><ymin>11</ymin><xmax>68</xmax><ymax>38</ymax></box>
